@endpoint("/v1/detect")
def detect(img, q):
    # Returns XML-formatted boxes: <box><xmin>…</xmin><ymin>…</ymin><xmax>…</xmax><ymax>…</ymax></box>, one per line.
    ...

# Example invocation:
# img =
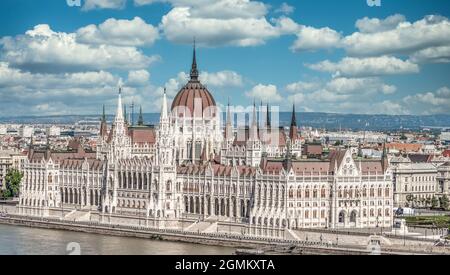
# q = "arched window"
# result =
<box><xmin>321</xmin><ymin>187</ymin><xmax>326</xmax><ymax>198</ymax></box>
<box><xmin>288</xmin><ymin>188</ymin><xmax>294</xmax><ymax>199</ymax></box>
<box><xmin>338</xmin><ymin>211</ymin><xmax>345</xmax><ymax>223</ymax></box>
<box><xmin>350</xmin><ymin>211</ymin><xmax>357</xmax><ymax>223</ymax></box>
<box><xmin>297</xmin><ymin>188</ymin><xmax>301</xmax><ymax>199</ymax></box>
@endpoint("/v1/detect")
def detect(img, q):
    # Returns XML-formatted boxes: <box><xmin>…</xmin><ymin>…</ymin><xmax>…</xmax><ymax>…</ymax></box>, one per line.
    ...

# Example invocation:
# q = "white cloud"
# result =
<box><xmin>275</xmin><ymin>3</ymin><xmax>295</xmax><ymax>15</ymax></box>
<box><xmin>343</xmin><ymin>15</ymin><xmax>450</xmax><ymax>57</ymax></box>
<box><xmin>76</xmin><ymin>17</ymin><xmax>159</xmax><ymax>47</ymax></box>
<box><xmin>307</xmin><ymin>56</ymin><xmax>419</xmax><ymax>77</ymax></box>
<box><xmin>325</xmin><ymin>77</ymin><xmax>396</xmax><ymax>95</ymax></box>
<box><xmin>286</xmin><ymin>81</ymin><xmax>320</xmax><ymax>93</ymax></box>
<box><xmin>0</xmin><ymin>24</ymin><xmax>159</xmax><ymax>73</ymax></box>
<box><xmin>199</xmin><ymin>70</ymin><xmax>243</xmax><ymax>87</ymax></box>
<box><xmin>127</xmin><ymin>70</ymin><xmax>150</xmax><ymax>86</ymax></box>
<box><xmin>290</xmin><ymin>25</ymin><xmax>342</xmax><ymax>52</ymax></box>
<box><xmin>83</xmin><ymin>0</ymin><xmax>126</xmax><ymax>11</ymax></box>
<box><xmin>355</xmin><ymin>14</ymin><xmax>406</xmax><ymax>33</ymax></box>
<box><xmin>409</xmin><ymin>46</ymin><xmax>450</xmax><ymax>63</ymax></box>
<box><xmin>155</xmin><ymin>0</ymin><xmax>299</xmax><ymax>47</ymax></box>
<box><xmin>403</xmin><ymin>87</ymin><xmax>450</xmax><ymax>115</ymax></box>
<box><xmin>245</xmin><ymin>84</ymin><xmax>282</xmax><ymax>102</ymax></box>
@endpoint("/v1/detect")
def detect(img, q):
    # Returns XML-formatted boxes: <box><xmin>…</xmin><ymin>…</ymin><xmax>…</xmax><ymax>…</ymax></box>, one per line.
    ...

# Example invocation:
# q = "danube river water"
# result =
<box><xmin>0</xmin><ymin>224</ymin><xmax>235</xmax><ymax>255</ymax></box>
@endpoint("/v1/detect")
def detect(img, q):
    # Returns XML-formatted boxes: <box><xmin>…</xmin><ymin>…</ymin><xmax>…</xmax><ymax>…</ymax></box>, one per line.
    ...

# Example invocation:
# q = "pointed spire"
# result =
<box><xmin>115</xmin><ymin>86</ymin><xmax>124</xmax><ymax>122</ymax></box>
<box><xmin>225</xmin><ymin>98</ymin><xmax>233</xmax><ymax>140</ymax></box>
<box><xmin>226</xmin><ymin>97</ymin><xmax>232</xmax><ymax>125</ymax></box>
<box><xmin>138</xmin><ymin>105</ymin><xmax>144</xmax><ymax>126</ymax></box>
<box><xmin>190</xmin><ymin>38</ymin><xmax>199</xmax><ymax>81</ymax></box>
<box><xmin>161</xmin><ymin>88</ymin><xmax>168</xmax><ymax>120</ymax></box>
<box><xmin>266</xmin><ymin>103</ymin><xmax>271</xmax><ymax>128</ymax></box>
<box><xmin>252</xmin><ymin>100</ymin><xmax>257</xmax><ymax>126</ymax></box>
<box><xmin>102</xmin><ymin>105</ymin><xmax>106</xmax><ymax>122</ymax></box>
<box><xmin>291</xmin><ymin>104</ymin><xmax>297</xmax><ymax>127</ymax></box>
<box><xmin>289</xmin><ymin>103</ymin><xmax>299</xmax><ymax>140</ymax></box>
<box><xmin>124</xmin><ymin>105</ymin><xmax>128</xmax><ymax>124</ymax></box>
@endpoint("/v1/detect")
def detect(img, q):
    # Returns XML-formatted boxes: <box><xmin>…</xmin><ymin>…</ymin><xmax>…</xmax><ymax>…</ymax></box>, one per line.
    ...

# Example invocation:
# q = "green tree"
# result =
<box><xmin>426</xmin><ymin>197</ymin><xmax>432</xmax><ymax>207</ymax></box>
<box><xmin>431</xmin><ymin>196</ymin><xmax>439</xmax><ymax>209</ymax></box>
<box><xmin>439</xmin><ymin>195</ymin><xmax>449</xmax><ymax>210</ymax></box>
<box><xmin>3</xmin><ymin>169</ymin><xmax>23</xmax><ymax>198</ymax></box>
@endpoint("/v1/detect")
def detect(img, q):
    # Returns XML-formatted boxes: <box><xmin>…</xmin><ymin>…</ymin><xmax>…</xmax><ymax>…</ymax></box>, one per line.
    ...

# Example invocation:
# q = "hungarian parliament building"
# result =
<box><xmin>17</xmin><ymin>48</ymin><xmax>393</xmax><ymax>236</ymax></box>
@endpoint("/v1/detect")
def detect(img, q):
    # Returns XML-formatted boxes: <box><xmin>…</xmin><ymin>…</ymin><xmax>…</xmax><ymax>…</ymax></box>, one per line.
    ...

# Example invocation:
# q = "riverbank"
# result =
<box><xmin>0</xmin><ymin>214</ymin><xmax>444</xmax><ymax>255</ymax></box>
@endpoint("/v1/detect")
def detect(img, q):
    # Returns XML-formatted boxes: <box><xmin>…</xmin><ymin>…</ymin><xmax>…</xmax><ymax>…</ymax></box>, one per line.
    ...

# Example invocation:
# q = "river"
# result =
<box><xmin>0</xmin><ymin>224</ymin><xmax>235</xmax><ymax>255</ymax></box>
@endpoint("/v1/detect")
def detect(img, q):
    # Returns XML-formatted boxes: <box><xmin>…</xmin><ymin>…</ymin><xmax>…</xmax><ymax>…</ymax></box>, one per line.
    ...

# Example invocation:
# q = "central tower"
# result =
<box><xmin>170</xmin><ymin>45</ymin><xmax>223</xmax><ymax>164</ymax></box>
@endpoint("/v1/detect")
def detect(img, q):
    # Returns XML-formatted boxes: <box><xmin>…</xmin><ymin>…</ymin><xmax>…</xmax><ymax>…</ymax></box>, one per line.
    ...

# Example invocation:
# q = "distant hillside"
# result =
<box><xmin>1</xmin><ymin>112</ymin><xmax>450</xmax><ymax>131</ymax></box>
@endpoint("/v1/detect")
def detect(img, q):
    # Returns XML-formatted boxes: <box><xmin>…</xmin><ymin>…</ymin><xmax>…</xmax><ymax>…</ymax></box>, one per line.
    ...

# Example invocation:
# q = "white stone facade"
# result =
<box><xmin>18</xmin><ymin>51</ymin><xmax>394</xmax><ymax>235</ymax></box>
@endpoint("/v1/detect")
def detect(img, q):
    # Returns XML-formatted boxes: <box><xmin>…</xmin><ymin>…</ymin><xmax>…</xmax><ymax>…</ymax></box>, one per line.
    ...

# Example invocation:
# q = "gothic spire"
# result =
<box><xmin>161</xmin><ymin>88</ymin><xmax>168</xmax><ymax>120</ymax></box>
<box><xmin>291</xmin><ymin>104</ymin><xmax>297</xmax><ymax>127</ymax></box>
<box><xmin>289</xmin><ymin>103</ymin><xmax>299</xmax><ymax>140</ymax></box>
<box><xmin>266</xmin><ymin>103</ymin><xmax>271</xmax><ymax>128</ymax></box>
<box><xmin>102</xmin><ymin>105</ymin><xmax>106</xmax><ymax>122</ymax></box>
<box><xmin>138</xmin><ymin>105</ymin><xmax>144</xmax><ymax>126</ymax></box>
<box><xmin>124</xmin><ymin>105</ymin><xmax>128</xmax><ymax>125</ymax></box>
<box><xmin>115</xmin><ymin>86</ymin><xmax>124</xmax><ymax>122</ymax></box>
<box><xmin>190</xmin><ymin>39</ymin><xmax>199</xmax><ymax>81</ymax></box>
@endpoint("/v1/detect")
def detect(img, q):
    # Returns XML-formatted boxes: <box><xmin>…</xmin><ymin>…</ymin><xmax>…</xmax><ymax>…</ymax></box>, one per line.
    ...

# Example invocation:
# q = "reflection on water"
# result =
<box><xmin>0</xmin><ymin>224</ymin><xmax>235</xmax><ymax>255</ymax></box>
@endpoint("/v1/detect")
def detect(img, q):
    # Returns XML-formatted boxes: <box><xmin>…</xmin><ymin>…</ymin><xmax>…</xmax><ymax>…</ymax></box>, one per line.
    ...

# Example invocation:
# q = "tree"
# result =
<box><xmin>334</xmin><ymin>140</ymin><xmax>343</xmax><ymax>146</ymax></box>
<box><xmin>431</xmin><ymin>196</ymin><xmax>439</xmax><ymax>209</ymax></box>
<box><xmin>426</xmin><ymin>197</ymin><xmax>432</xmax><ymax>207</ymax></box>
<box><xmin>406</xmin><ymin>194</ymin><xmax>414</xmax><ymax>207</ymax></box>
<box><xmin>3</xmin><ymin>169</ymin><xmax>23</xmax><ymax>198</ymax></box>
<box><xmin>439</xmin><ymin>195</ymin><xmax>449</xmax><ymax>210</ymax></box>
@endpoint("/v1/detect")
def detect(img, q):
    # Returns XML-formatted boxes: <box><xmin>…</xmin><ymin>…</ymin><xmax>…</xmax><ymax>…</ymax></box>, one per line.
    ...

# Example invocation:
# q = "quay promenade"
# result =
<box><xmin>1</xmin><ymin>212</ymin><xmax>448</xmax><ymax>255</ymax></box>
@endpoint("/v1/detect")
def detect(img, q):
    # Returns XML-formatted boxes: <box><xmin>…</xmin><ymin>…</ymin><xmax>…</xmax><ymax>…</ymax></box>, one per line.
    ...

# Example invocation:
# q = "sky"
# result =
<box><xmin>0</xmin><ymin>0</ymin><xmax>449</xmax><ymax>117</ymax></box>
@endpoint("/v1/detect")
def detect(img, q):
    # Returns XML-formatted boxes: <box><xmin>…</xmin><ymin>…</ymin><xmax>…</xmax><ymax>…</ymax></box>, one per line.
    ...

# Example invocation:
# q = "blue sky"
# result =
<box><xmin>0</xmin><ymin>0</ymin><xmax>449</xmax><ymax>116</ymax></box>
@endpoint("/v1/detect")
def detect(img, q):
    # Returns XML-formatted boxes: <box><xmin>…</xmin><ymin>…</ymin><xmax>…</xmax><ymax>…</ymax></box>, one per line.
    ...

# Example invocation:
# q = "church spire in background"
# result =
<box><xmin>190</xmin><ymin>38</ymin><xmax>199</xmax><ymax>81</ymax></box>
<box><xmin>138</xmin><ymin>105</ymin><xmax>144</xmax><ymax>126</ymax></box>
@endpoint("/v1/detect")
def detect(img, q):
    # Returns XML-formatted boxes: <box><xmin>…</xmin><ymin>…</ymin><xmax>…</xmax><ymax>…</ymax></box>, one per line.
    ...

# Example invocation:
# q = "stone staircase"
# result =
<box><xmin>64</xmin><ymin>209</ymin><xmax>91</xmax><ymax>222</ymax></box>
<box><xmin>185</xmin><ymin>221</ymin><xmax>217</xmax><ymax>233</ymax></box>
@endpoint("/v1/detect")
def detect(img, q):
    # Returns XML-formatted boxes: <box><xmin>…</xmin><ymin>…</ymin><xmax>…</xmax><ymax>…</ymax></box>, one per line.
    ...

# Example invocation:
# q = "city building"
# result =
<box><xmin>0</xmin><ymin>150</ymin><xmax>27</xmax><ymax>190</ymax></box>
<box><xmin>46</xmin><ymin>126</ymin><xmax>61</xmax><ymax>137</ymax></box>
<box><xmin>17</xmin><ymin>49</ymin><xmax>393</xmax><ymax>235</ymax></box>
<box><xmin>19</xmin><ymin>126</ymin><xmax>34</xmax><ymax>138</ymax></box>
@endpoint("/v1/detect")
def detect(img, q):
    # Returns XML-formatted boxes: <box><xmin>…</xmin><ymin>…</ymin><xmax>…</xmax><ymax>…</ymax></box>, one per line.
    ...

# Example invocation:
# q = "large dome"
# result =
<box><xmin>171</xmin><ymin>47</ymin><xmax>217</xmax><ymax>118</ymax></box>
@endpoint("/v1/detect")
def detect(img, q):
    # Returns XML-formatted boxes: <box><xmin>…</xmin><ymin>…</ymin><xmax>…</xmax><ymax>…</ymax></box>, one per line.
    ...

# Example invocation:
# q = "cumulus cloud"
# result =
<box><xmin>156</xmin><ymin>0</ymin><xmax>300</xmax><ymax>47</ymax></box>
<box><xmin>307</xmin><ymin>56</ymin><xmax>419</xmax><ymax>77</ymax></box>
<box><xmin>76</xmin><ymin>17</ymin><xmax>159</xmax><ymax>47</ymax></box>
<box><xmin>0</xmin><ymin>62</ymin><xmax>130</xmax><ymax>116</ymax></box>
<box><xmin>0</xmin><ymin>24</ymin><xmax>159</xmax><ymax>73</ymax></box>
<box><xmin>286</xmin><ymin>81</ymin><xmax>320</xmax><ymax>93</ymax></box>
<box><xmin>275</xmin><ymin>3</ymin><xmax>295</xmax><ymax>15</ymax></box>
<box><xmin>199</xmin><ymin>70</ymin><xmax>243</xmax><ymax>87</ymax></box>
<box><xmin>245</xmin><ymin>84</ymin><xmax>282</xmax><ymax>102</ymax></box>
<box><xmin>83</xmin><ymin>0</ymin><xmax>127</xmax><ymax>11</ymax></box>
<box><xmin>290</xmin><ymin>26</ymin><xmax>342</xmax><ymax>52</ymax></box>
<box><xmin>325</xmin><ymin>77</ymin><xmax>396</xmax><ymax>95</ymax></box>
<box><xmin>403</xmin><ymin>87</ymin><xmax>450</xmax><ymax>115</ymax></box>
<box><xmin>127</xmin><ymin>70</ymin><xmax>150</xmax><ymax>86</ymax></box>
<box><xmin>409</xmin><ymin>46</ymin><xmax>450</xmax><ymax>63</ymax></box>
<box><xmin>355</xmin><ymin>14</ymin><xmax>406</xmax><ymax>33</ymax></box>
<box><xmin>343</xmin><ymin>15</ymin><xmax>450</xmax><ymax>57</ymax></box>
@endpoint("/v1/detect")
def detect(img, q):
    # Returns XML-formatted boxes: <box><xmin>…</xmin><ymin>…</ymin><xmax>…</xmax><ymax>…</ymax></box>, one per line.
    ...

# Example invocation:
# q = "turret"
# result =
<box><xmin>100</xmin><ymin>105</ymin><xmax>108</xmax><ymax>138</ymax></box>
<box><xmin>138</xmin><ymin>105</ymin><xmax>144</xmax><ymax>126</ymax></box>
<box><xmin>225</xmin><ymin>98</ymin><xmax>233</xmax><ymax>141</ymax></box>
